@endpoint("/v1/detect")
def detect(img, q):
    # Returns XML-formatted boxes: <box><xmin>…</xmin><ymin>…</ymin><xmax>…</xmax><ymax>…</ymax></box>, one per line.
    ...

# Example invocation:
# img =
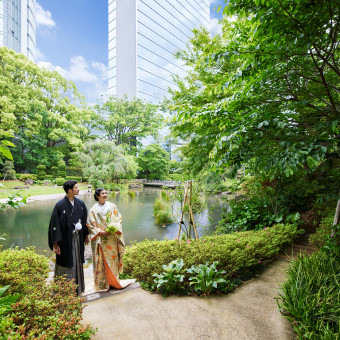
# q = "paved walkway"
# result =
<box><xmin>81</xmin><ymin>258</ymin><xmax>294</xmax><ymax>340</ymax></box>
<box><xmin>81</xmin><ymin>235</ymin><xmax>315</xmax><ymax>340</ymax></box>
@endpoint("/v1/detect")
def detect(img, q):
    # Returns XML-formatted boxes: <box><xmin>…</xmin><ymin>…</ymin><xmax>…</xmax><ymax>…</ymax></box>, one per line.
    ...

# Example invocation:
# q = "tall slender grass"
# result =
<box><xmin>153</xmin><ymin>191</ymin><xmax>173</xmax><ymax>225</ymax></box>
<box><xmin>277</xmin><ymin>251</ymin><xmax>340</xmax><ymax>339</ymax></box>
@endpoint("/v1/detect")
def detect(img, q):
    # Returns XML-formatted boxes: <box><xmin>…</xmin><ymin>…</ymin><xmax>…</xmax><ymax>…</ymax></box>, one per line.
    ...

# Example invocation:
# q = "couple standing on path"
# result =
<box><xmin>48</xmin><ymin>180</ymin><xmax>131</xmax><ymax>295</ymax></box>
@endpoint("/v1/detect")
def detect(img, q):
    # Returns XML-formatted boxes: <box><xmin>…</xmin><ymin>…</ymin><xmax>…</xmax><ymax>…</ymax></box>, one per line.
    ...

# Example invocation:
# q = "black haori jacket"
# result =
<box><xmin>48</xmin><ymin>196</ymin><xmax>89</xmax><ymax>267</ymax></box>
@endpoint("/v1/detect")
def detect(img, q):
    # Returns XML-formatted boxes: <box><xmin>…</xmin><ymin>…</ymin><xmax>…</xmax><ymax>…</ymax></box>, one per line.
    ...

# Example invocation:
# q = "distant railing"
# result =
<box><xmin>141</xmin><ymin>180</ymin><xmax>182</xmax><ymax>188</ymax></box>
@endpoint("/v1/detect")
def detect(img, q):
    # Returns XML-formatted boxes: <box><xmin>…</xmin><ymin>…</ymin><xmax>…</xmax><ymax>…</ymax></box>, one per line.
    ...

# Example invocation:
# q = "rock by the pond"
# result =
<box><xmin>44</xmin><ymin>181</ymin><xmax>51</xmax><ymax>186</ymax></box>
<box><xmin>14</xmin><ymin>185</ymin><xmax>29</xmax><ymax>189</ymax></box>
<box><xmin>219</xmin><ymin>191</ymin><xmax>232</xmax><ymax>196</ymax></box>
<box><xmin>25</xmin><ymin>179</ymin><xmax>34</xmax><ymax>185</ymax></box>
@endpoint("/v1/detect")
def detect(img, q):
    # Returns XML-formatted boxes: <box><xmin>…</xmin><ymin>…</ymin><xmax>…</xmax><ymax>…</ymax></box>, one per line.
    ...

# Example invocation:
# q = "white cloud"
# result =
<box><xmin>37</xmin><ymin>57</ymin><xmax>108</xmax><ymax>105</ymax></box>
<box><xmin>210</xmin><ymin>17</ymin><xmax>222</xmax><ymax>36</ymax></box>
<box><xmin>36</xmin><ymin>3</ymin><xmax>56</xmax><ymax>27</ymax></box>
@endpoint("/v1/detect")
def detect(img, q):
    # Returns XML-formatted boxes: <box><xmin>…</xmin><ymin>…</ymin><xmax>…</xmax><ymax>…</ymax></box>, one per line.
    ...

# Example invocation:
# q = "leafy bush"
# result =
<box><xmin>309</xmin><ymin>214</ymin><xmax>336</xmax><ymax>248</ymax></box>
<box><xmin>167</xmin><ymin>173</ymin><xmax>182</xmax><ymax>181</ymax></box>
<box><xmin>153</xmin><ymin>259</ymin><xmax>184</xmax><ymax>297</ymax></box>
<box><xmin>0</xmin><ymin>248</ymin><xmax>95</xmax><ymax>338</ymax></box>
<box><xmin>153</xmin><ymin>192</ymin><xmax>173</xmax><ymax>225</ymax></box>
<box><xmin>128</xmin><ymin>191</ymin><xmax>136</xmax><ymax>198</ymax></box>
<box><xmin>66</xmin><ymin>176</ymin><xmax>82</xmax><ymax>182</ymax></box>
<box><xmin>36</xmin><ymin>165</ymin><xmax>46</xmax><ymax>180</ymax></box>
<box><xmin>51</xmin><ymin>166</ymin><xmax>58</xmax><ymax>178</ymax></box>
<box><xmin>124</xmin><ymin>224</ymin><xmax>302</xmax><ymax>286</ymax></box>
<box><xmin>19</xmin><ymin>174</ymin><xmax>37</xmax><ymax>182</ymax></box>
<box><xmin>0</xmin><ymin>285</ymin><xmax>20</xmax><ymax>317</ymax></box>
<box><xmin>67</xmin><ymin>166</ymin><xmax>83</xmax><ymax>177</ymax></box>
<box><xmin>57</xmin><ymin>161</ymin><xmax>67</xmax><ymax>178</ymax></box>
<box><xmin>277</xmin><ymin>251</ymin><xmax>339</xmax><ymax>339</ymax></box>
<box><xmin>1</xmin><ymin>161</ymin><xmax>16</xmax><ymax>180</ymax></box>
<box><xmin>217</xmin><ymin>197</ymin><xmax>281</xmax><ymax>234</ymax></box>
<box><xmin>187</xmin><ymin>261</ymin><xmax>226</xmax><ymax>294</ymax></box>
<box><xmin>0</xmin><ymin>248</ymin><xmax>49</xmax><ymax>294</ymax></box>
<box><xmin>55</xmin><ymin>177</ymin><xmax>66</xmax><ymax>186</ymax></box>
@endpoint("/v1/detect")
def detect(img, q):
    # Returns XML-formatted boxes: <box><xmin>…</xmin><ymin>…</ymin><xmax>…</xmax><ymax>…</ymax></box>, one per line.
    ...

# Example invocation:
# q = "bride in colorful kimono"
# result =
<box><xmin>87</xmin><ymin>188</ymin><xmax>132</xmax><ymax>291</ymax></box>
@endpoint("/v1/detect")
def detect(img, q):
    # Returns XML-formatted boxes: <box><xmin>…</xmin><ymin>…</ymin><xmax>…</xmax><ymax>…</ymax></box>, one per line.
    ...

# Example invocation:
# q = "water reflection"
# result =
<box><xmin>0</xmin><ymin>188</ymin><xmax>225</xmax><ymax>254</ymax></box>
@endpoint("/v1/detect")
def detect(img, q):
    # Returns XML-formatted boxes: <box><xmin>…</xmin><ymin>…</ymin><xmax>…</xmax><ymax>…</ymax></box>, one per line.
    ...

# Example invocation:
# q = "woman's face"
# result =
<box><xmin>97</xmin><ymin>190</ymin><xmax>108</xmax><ymax>204</ymax></box>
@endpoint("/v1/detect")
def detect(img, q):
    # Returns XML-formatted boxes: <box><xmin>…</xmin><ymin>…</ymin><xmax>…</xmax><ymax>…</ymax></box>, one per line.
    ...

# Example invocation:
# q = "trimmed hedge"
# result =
<box><xmin>0</xmin><ymin>248</ymin><xmax>95</xmax><ymax>338</ymax></box>
<box><xmin>56</xmin><ymin>177</ymin><xmax>66</xmax><ymax>186</ymax></box>
<box><xmin>124</xmin><ymin>224</ymin><xmax>302</xmax><ymax>285</ymax></box>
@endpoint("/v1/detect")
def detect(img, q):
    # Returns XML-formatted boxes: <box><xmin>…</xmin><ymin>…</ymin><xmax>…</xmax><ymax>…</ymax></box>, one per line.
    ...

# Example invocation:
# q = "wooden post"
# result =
<box><xmin>333</xmin><ymin>191</ymin><xmax>340</xmax><ymax>226</ymax></box>
<box><xmin>177</xmin><ymin>182</ymin><xmax>189</xmax><ymax>239</ymax></box>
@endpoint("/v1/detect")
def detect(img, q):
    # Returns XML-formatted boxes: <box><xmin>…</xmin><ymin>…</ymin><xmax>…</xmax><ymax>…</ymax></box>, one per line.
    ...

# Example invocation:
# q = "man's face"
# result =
<box><xmin>69</xmin><ymin>184</ymin><xmax>79</xmax><ymax>195</ymax></box>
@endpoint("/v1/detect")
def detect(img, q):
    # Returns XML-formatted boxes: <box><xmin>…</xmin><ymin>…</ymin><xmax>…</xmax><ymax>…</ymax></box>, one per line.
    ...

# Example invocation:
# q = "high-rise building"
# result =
<box><xmin>0</xmin><ymin>0</ymin><xmax>36</xmax><ymax>61</ymax></box>
<box><xmin>108</xmin><ymin>0</ymin><xmax>210</xmax><ymax>103</ymax></box>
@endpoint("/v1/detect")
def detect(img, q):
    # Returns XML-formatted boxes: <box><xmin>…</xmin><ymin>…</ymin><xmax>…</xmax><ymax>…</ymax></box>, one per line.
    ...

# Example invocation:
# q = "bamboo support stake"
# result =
<box><xmin>177</xmin><ymin>181</ymin><xmax>189</xmax><ymax>239</ymax></box>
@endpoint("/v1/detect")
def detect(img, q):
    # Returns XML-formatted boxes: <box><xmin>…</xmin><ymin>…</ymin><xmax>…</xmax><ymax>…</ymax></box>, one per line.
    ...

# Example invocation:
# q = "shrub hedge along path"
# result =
<box><xmin>81</xmin><ymin>226</ymin><xmax>317</xmax><ymax>339</ymax></box>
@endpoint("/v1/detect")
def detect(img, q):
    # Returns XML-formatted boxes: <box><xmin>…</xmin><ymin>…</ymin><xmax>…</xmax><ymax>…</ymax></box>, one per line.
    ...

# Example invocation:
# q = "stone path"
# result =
<box><xmin>81</xmin><ymin>235</ymin><xmax>316</xmax><ymax>340</ymax></box>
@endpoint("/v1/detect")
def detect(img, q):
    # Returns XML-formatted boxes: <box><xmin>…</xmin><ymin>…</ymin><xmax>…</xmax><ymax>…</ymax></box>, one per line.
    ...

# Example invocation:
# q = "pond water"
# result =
<box><xmin>0</xmin><ymin>188</ymin><xmax>225</xmax><ymax>254</ymax></box>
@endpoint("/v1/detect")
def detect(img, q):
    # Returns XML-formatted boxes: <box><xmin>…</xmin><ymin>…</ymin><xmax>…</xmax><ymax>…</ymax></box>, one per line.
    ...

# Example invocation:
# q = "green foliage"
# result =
<box><xmin>128</xmin><ymin>191</ymin><xmax>136</xmax><ymax>198</ymax></box>
<box><xmin>0</xmin><ymin>131</ymin><xmax>15</xmax><ymax>161</ymax></box>
<box><xmin>51</xmin><ymin>166</ymin><xmax>58</xmax><ymax>178</ymax></box>
<box><xmin>55</xmin><ymin>178</ymin><xmax>66</xmax><ymax>186</ymax></box>
<box><xmin>165</xmin><ymin>0</ymin><xmax>339</xmax><ymax>211</ymax></box>
<box><xmin>309</xmin><ymin>214</ymin><xmax>336</xmax><ymax>249</ymax></box>
<box><xmin>18</xmin><ymin>174</ymin><xmax>36</xmax><ymax>182</ymax></box>
<box><xmin>167</xmin><ymin>173</ymin><xmax>183</xmax><ymax>181</ymax></box>
<box><xmin>124</xmin><ymin>224</ymin><xmax>302</xmax><ymax>286</ymax></box>
<box><xmin>67</xmin><ymin>166</ymin><xmax>83</xmax><ymax>177</ymax></box>
<box><xmin>66</xmin><ymin>176</ymin><xmax>82</xmax><ymax>182</ymax></box>
<box><xmin>36</xmin><ymin>165</ymin><xmax>46</xmax><ymax>180</ymax></box>
<box><xmin>187</xmin><ymin>261</ymin><xmax>226</xmax><ymax>294</ymax></box>
<box><xmin>277</xmin><ymin>251</ymin><xmax>340</xmax><ymax>339</ymax></box>
<box><xmin>57</xmin><ymin>161</ymin><xmax>67</xmax><ymax>178</ymax></box>
<box><xmin>0</xmin><ymin>47</ymin><xmax>93</xmax><ymax>173</ymax></box>
<box><xmin>137</xmin><ymin>144</ymin><xmax>170</xmax><ymax>180</ymax></box>
<box><xmin>0</xmin><ymin>194</ymin><xmax>27</xmax><ymax>212</ymax></box>
<box><xmin>153</xmin><ymin>259</ymin><xmax>185</xmax><ymax>297</ymax></box>
<box><xmin>0</xmin><ymin>285</ymin><xmax>20</xmax><ymax>317</ymax></box>
<box><xmin>153</xmin><ymin>191</ymin><xmax>173</xmax><ymax>225</ymax></box>
<box><xmin>0</xmin><ymin>248</ymin><xmax>95</xmax><ymax>338</ymax></box>
<box><xmin>93</xmin><ymin>96</ymin><xmax>163</xmax><ymax>153</ymax></box>
<box><xmin>1</xmin><ymin>160</ymin><xmax>16</xmax><ymax>180</ymax></box>
<box><xmin>217</xmin><ymin>197</ymin><xmax>280</xmax><ymax>234</ymax></box>
<box><xmin>74</xmin><ymin>141</ymin><xmax>137</xmax><ymax>187</ymax></box>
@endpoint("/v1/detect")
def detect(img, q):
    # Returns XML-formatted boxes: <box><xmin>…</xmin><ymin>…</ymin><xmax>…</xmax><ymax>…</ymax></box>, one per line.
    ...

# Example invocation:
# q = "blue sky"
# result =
<box><xmin>36</xmin><ymin>0</ymin><xmax>225</xmax><ymax>105</ymax></box>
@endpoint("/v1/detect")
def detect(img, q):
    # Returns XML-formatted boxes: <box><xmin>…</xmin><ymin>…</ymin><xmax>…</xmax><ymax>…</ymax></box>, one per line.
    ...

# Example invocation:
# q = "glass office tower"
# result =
<box><xmin>108</xmin><ymin>0</ymin><xmax>210</xmax><ymax>103</ymax></box>
<box><xmin>0</xmin><ymin>0</ymin><xmax>36</xmax><ymax>61</ymax></box>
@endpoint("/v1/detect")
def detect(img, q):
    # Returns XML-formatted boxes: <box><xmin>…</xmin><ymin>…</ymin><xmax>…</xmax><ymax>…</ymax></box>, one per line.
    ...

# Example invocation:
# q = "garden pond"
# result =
<box><xmin>0</xmin><ymin>188</ymin><xmax>226</xmax><ymax>254</ymax></box>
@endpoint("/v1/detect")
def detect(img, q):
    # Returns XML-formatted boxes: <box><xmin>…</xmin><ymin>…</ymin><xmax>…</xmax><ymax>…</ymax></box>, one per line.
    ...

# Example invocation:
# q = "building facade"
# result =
<box><xmin>108</xmin><ymin>0</ymin><xmax>210</xmax><ymax>103</ymax></box>
<box><xmin>0</xmin><ymin>0</ymin><xmax>36</xmax><ymax>61</ymax></box>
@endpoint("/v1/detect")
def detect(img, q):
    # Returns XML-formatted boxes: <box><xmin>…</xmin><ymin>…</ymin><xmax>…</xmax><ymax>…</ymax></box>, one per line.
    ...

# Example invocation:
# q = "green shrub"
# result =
<box><xmin>0</xmin><ymin>285</ymin><xmax>20</xmax><ymax>317</ymax></box>
<box><xmin>51</xmin><ymin>166</ymin><xmax>58</xmax><ymax>178</ymax></box>
<box><xmin>124</xmin><ymin>224</ymin><xmax>302</xmax><ymax>285</ymax></box>
<box><xmin>217</xmin><ymin>197</ymin><xmax>281</xmax><ymax>234</ymax></box>
<box><xmin>1</xmin><ymin>161</ymin><xmax>16</xmax><ymax>180</ymax></box>
<box><xmin>67</xmin><ymin>166</ymin><xmax>83</xmax><ymax>176</ymax></box>
<box><xmin>167</xmin><ymin>173</ymin><xmax>182</xmax><ymax>181</ymax></box>
<box><xmin>55</xmin><ymin>178</ymin><xmax>66</xmax><ymax>186</ymax></box>
<box><xmin>153</xmin><ymin>259</ymin><xmax>184</xmax><ymax>297</ymax></box>
<box><xmin>18</xmin><ymin>174</ymin><xmax>37</xmax><ymax>182</ymax></box>
<box><xmin>36</xmin><ymin>165</ymin><xmax>46</xmax><ymax>180</ymax></box>
<box><xmin>66</xmin><ymin>176</ymin><xmax>82</xmax><ymax>182</ymax></box>
<box><xmin>128</xmin><ymin>191</ymin><xmax>136</xmax><ymax>198</ymax></box>
<box><xmin>309</xmin><ymin>215</ymin><xmax>335</xmax><ymax>248</ymax></box>
<box><xmin>57</xmin><ymin>161</ymin><xmax>67</xmax><ymax>178</ymax></box>
<box><xmin>187</xmin><ymin>261</ymin><xmax>226</xmax><ymax>294</ymax></box>
<box><xmin>0</xmin><ymin>248</ymin><xmax>49</xmax><ymax>294</ymax></box>
<box><xmin>0</xmin><ymin>248</ymin><xmax>95</xmax><ymax>338</ymax></box>
<box><xmin>153</xmin><ymin>193</ymin><xmax>173</xmax><ymax>225</ymax></box>
<box><xmin>277</xmin><ymin>251</ymin><xmax>339</xmax><ymax>339</ymax></box>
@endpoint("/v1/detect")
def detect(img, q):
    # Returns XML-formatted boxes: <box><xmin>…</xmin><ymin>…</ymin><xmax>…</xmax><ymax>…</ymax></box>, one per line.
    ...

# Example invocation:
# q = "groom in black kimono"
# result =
<box><xmin>48</xmin><ymin>180</ymin><xmax>89</xmax><ymax>295</ymax></box>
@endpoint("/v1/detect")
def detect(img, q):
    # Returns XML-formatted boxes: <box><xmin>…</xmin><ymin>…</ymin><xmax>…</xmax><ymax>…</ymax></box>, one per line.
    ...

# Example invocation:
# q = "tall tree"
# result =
<box><xmin>137</xmin><ymin>144</ymin><xmax>170</xmax><ymax>180</ymax></box>
<box><xmin>0</xmin><ymin>47</ymin><xmax>93</xmax><ymax>172</ymax></box>
<box><xmin>93</xmin><ymin>96</ymin><xmax>163</xmax><ymax>152</ymax></box>
<box><xmin>73</xmin><ymin>140</ymin><xmax>138</xmax><ymax>187</ymax></box>
<box><xmin>167</xmin><ymin>0</ymin><xmax>339</xmax><ymax>181</ymax></box>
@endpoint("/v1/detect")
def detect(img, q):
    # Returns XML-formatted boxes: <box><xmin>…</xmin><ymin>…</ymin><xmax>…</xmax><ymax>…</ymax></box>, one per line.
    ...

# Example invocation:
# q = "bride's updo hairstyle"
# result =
<box><xmin>94</xmin><ymin>188</ymin><xmax>106</xmax><ymax>201</ymax></box>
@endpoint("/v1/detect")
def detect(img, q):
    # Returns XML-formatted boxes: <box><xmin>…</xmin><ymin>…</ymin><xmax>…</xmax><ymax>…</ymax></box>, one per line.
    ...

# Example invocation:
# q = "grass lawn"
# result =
<box><xmin>0</xmin><ymin>181</ymin><xmax>88</xmax><ymax>199</ymax></box>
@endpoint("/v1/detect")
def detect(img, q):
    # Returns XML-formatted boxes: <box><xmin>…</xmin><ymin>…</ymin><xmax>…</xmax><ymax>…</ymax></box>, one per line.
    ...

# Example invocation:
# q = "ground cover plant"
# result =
<box><xmin>0</xmin><ymin>248</ymin><xmax>95</xmax><ymax>338</ymax></box>
<box><xmin>277</xmin><ymin>250</ymin><xmax>339</xmax><ymax>339</ymax></box>
<box><xmin>124</xmin><ymin>224</ymin><xmax>302</xmax><ymax>295</ymax></box>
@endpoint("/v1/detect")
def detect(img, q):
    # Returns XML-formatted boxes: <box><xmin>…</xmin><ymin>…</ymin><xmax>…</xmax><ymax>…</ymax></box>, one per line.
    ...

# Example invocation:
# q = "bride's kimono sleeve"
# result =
<box><xmin>87</xmin><ymin>208</ymin><xmax>102</xmax><ymax>241</ymax></box>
